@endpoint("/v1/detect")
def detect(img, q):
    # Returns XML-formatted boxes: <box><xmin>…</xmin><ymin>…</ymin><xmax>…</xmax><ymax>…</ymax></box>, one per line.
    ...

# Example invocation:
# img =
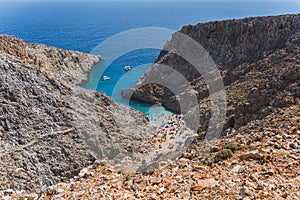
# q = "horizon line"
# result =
<box><xmin>0</xmin><ymin>0</ymin><xmax>299</xmax><ymax>2</ymax></box>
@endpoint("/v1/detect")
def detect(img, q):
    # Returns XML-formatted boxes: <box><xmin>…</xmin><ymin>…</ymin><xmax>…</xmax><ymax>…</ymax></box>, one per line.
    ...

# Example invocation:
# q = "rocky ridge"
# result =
<box><xmin>123</xmin><ymin>14</ymin><xmax>300</xmax><ymax>134</ymax></box>
<box><xmin>1</xmin><ymin>14</ymin><xmax>300</xmax><ymax>199</ymax></box>
<box><xmin>0</xmin><ymin>35</ymin><xmax>100</xmax><ymax>85</ymax></box>
<box><xmin>0</xmin><ymin>35</ymin><xmax>155</xmax><ymax>194</ymax></box>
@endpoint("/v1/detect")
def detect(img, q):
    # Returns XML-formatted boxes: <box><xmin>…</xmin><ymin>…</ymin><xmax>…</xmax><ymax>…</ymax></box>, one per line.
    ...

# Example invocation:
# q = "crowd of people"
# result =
<box><xmin>152</xmin><ymin>114</ymin><xmax>192</xmax><ymax>151</ymax></box>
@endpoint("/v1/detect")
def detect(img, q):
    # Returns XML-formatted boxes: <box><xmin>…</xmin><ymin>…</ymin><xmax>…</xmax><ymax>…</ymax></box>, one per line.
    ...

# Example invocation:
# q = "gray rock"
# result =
<box><xmin>54</xmin><ymin>188</ymin><xmax>65</xmax><ymax>194</ymax></box>
<box><xmin>290</xmin><ymin>141</ymin><xmax>299</xmax><ymax>149</ymax></box>
<box><xmin>229</xmin><ymin>165</ymin><xmax>241</xmax><ymax>174</ymax></box>
<box><xmin>157</xmin><ymin>187</ymin><xmax>165</xmax><ymax>195</ymax></box>
<box><xmin>78</xmin><ymin>168</ymin><xmax>93</xmax><ymax>178</ymax></box>
<box><xmin>123</xmin><ymin>14</ymin><xmax>300</xmax><ymax>134</ymax></box>
<box><xmin>4</xmin><ymin>189</ymin><xmax>14</xmax><ymax>195</ymax></box>
<box><xmin>0</xmin><ymin>39</ymin><xmax>155</xmax><ymax>193</ymax></box>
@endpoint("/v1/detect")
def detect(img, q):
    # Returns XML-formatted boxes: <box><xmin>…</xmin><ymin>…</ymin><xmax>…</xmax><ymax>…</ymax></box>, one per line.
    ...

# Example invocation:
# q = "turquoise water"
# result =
<box><xmin>0</xmin><ymin>1</ymin><xmax>299</xmax><ymax>118</ymax></box>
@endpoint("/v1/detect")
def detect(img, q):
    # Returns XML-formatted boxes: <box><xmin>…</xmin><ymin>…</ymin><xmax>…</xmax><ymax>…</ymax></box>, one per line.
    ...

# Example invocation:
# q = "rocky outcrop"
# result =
<box><xmin>20</xmin><ymin>103</ymin><xmax>300</xmax><ymax>199</ymax></box>
<box><xmin>123</xmin><ymin>14</ymin><xmax>300</xmax><ymax>133</ymax></box>
<box><xmin>2</xmin><ymin>14</ymin><xmax>300</xmax><ymax>199</ymax></box>
<box><xmin>0</xmin><ymin>36</ymin><xmax>155</xmax><ymax>193</ymax></box>
<box><xmin>0</xmin><ymin>34</ymin><xmax>100</xmax><ymax>85</ymax></box>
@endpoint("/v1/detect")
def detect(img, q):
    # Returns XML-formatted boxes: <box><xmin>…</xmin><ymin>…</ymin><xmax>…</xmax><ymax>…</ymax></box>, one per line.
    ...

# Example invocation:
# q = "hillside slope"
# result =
<box><xmin>35</xmin><ymin>103</ymin><xmax>300</xmax><ymax>199</ymax></box>
<box><xmin>32</xmin><ymin>14</ymin><xmax>300</xmax><ymax>200</ymax></box>
<box><xmin>0</xmin><ymin>36</ymin><xmax>155</xmax><ymax>193</ymax></box>
<box><xmin>0</xmin><ymin>34</ymin><xmax>100</xmax><ymax>85</ymax></box>
<box><xmin>123</xmin><ymin>14</ymin><xmax>300</xmax><ymax>134</ymax></box>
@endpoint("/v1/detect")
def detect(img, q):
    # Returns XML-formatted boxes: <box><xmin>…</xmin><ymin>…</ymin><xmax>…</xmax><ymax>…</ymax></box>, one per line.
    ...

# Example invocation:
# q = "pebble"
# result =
<box><xmin>240</xmin><ymin>150</ymin><xmax>262</xmax><ymax>160</ymax></box>
<box><xmin>55</xmin><ymin>188</ymin><xmax>65</xmax><ymax>194</ymax></box>
<box><xmin>78</xmin><ymin>168</ymin><xmax>93</xmax><ymax>178</ymax></box>
<box><xmin>157</xmin><ymin>187</ymin><xmax>165</xmax><ymax>195</ymax></box>
<box><xmin>192</xmin><ymin>178</ymin><xmax>218</xmax><ymax>191</ymax></box>
<box><xmin>229</xmin><ymin>165</ymin><xmax>241</xmax><ymax>174</ymax></box>
<box><xmin>290</xmin><ymin>141</ymin><xmax>299</xmax><ymax>149</ymax></box>
<box><xmin>4</xmin><ymin>189</ymin><xmax>14</xmax><ymax>195</ymax></box>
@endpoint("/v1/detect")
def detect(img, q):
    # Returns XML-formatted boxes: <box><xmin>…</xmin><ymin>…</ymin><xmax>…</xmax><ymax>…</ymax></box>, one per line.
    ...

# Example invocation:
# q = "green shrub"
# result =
<box><xmin>214</xmin><ymin>149</ymin><xmax>233</xmax><ymax>162</ymax></box>
<box><xmin>223</xmin><ymin>143</ymin><xmax>246</xmax><ymax>153</ymax></box>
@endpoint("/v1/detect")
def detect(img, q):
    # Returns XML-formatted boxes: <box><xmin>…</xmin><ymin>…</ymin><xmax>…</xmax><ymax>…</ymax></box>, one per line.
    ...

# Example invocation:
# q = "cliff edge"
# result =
<box><xmin>0</xmin><ymin>35</ymin><xmax>155</xmax><ymax>193</ymax></box>
<box><xmin>123</xmin><ymin>14</ymin><xmax>300</xmax><ymax>134</ymax></box>
<box><xmin>1</xmin><ymin>14</ymin><xmax>300</xmax><ymax>199</ymax></box>
<box><xmin>0</xmin><ymin>35</ymin><xmax>100</xmax><ymax>85</ymax></box>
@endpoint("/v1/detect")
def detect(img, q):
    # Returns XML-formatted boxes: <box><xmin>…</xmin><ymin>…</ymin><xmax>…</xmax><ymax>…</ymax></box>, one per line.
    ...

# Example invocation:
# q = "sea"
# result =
<box><xmin>0</xmin><ymin>1</ymin><xmax>299</xmax><ymax>119</ymax></box>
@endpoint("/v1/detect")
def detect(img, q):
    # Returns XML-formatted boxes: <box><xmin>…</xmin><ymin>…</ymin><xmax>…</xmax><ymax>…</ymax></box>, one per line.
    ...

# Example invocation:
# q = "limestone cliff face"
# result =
<box><xmin>123</xmin><ymin>14</ymin><xmax>300</xmax><ymax>133</ymax></box>
<box><xmin>0</xmin><ymin>35</ymin><xmax>100</xmax><ymax>85</ymax></box>
<box><xmin>0</xmin><ymin>35</ymin><xmax>154</xmax><ymax>193</ymax></box>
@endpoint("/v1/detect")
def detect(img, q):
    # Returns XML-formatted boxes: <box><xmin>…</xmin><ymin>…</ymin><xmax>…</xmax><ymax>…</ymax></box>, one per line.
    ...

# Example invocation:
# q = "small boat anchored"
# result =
<box><xmin>102</xmin><ymin>76</ymin><xmax>110</xmax><ymax>81</ymax></box>
<box><xmin>124</xmin><ymin>65</ymin><xmax>131</xmax><ymax>71</ymax></box>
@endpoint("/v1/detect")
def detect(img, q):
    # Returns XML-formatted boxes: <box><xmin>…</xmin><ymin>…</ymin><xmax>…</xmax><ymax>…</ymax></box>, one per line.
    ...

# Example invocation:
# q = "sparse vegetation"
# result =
<box><xmin>223</xmin><ymin>143</ymin><xmax>247</xmax><ymax>153</ymax></box>
<box><xmin>214</xmin><ymin>143</ymin><xmax>246</xmax><ymax>162</ymax></box>
<box><xmin>214</xmin><ymin>149</ymin><xmax>234</xmax><ymax>162</ymax></box>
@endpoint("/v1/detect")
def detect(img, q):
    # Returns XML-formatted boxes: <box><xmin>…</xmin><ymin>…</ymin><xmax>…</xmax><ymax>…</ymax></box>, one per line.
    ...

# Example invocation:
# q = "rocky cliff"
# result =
<box><xmin>123</xmin><ymin>14</ymin><xmax>300</xmax><ymax>134</ymax></box>
<box><xmin>2</xmin><ymin>14</ymin><xmax>300</xmax><ymax>200</ymax></box>
<box><xmin>0</xmin><ymin>35</ymin><xmax>155</xmax><ymax>193</ymax></box>
<box><xmin>0</xmin><ymin>35</ymin><xmax>100</xmax><ymax>85</ymax></box>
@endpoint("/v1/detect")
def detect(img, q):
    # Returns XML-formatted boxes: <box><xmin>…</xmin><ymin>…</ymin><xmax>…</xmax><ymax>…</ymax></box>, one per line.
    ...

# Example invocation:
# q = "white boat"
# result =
<box><xmin>102</xmin><ymin>76</ymin><xmax>110</xmax><ymax>81</ymax></box>
<box><xmin>124</xmin><ymin>66</ymin><xmax>131</xmax><ymax>71</ymax></box>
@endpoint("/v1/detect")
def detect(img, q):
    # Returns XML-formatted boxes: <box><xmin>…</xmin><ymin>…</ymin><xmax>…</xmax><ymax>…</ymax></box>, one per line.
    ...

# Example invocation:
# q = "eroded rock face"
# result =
<box><xmin>0</xmin><ymin>34</ymin><xmax>100</xmax><ymax>85</ymax></box>
<box><xmin>0</xmin><ymin>53</ymin><xmax>95</xmax><ymax>192</ymax></box>
<box><xmin>123</xmin><ymin>14</ymin><xmax>300</xmax><ymax>133</ymax></box>
<box><xmin>0</xmin><ymin>36</ymin><xmax>155</xmax><ymax>193</ymax></box>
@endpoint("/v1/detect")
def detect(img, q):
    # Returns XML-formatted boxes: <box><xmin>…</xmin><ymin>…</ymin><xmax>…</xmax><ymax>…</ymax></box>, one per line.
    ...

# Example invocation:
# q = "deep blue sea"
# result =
<box><xmin>0</xmin><ymin>1</ymin><xmax>299</xmax><ymax>118</ymax></box>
